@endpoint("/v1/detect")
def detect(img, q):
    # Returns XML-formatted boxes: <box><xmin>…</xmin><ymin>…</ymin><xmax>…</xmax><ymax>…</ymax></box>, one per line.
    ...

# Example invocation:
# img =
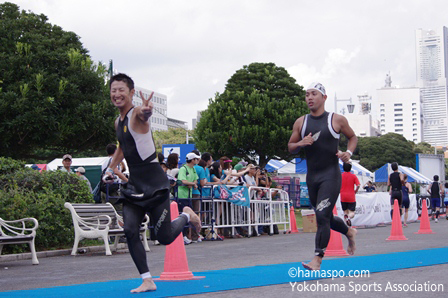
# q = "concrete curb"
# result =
<box><xmin>0</xmin><ymin>243</ymin><xmax>129</xmax><ymax>263</ymax></box>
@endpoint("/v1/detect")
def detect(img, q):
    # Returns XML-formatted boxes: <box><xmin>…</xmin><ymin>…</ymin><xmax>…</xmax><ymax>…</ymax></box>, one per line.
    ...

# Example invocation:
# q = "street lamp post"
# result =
<box><xmin>334</xmin><ymin>94</ymin><xmax>354</xmax><ymax>115</ymax></box>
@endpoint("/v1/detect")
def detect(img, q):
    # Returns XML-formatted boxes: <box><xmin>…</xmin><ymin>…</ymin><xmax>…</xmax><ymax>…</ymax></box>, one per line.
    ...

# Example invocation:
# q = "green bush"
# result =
<box><xmin>0</xmin><ymin>157</ymin><xmax>25</xmax><ymax>175</ymax></box>
<box><xmin>0</xmin><ymin>158</ymin><xmax>94</xmax><ymax>253</ymax></box>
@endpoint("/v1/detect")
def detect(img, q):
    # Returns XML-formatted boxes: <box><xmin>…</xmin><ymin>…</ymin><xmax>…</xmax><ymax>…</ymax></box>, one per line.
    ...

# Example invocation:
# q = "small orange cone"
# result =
<box><xmin>289</xmin><ymin>206</ymin><xmax>299</xmax><ymax>233</ymax></box>
<box><xmin>325</xmin><ymin>206</ymin><xmax>349</xmax><ymax>256</ymax></box>
<box><xmin>156</xmin><ymin>201</ymin><xmax>204</xmax><ymax>281</ymax></box>
<box><xmin>415</xmin><ymin>199</ymin><xmax>435</xmax><ymax>234</ymax></box>
<box><xmin>386</xmin><ymin>199</ymin><xmax>408</xmax><ymax>241</ymax></box>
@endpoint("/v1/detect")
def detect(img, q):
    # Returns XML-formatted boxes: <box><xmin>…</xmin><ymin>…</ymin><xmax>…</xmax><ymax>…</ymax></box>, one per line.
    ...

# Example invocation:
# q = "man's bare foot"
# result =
<box><xmin>345</xmin><ymin>227</ymin><xmax>357</xmax><ymax>255</ymax></box>
<box><xmin>302</xmin><ymin>256</ymin><xmax>322</xmax><ymax>271</ymax></box>
<box><xmin>130</xmin><ymin>278</ymin><xmax>157</xmax><ymax>293</ymax></box>
<box><xmin>183</xmin><ymin>206</ymin><xmax>202</xmax><ymax>232</ymax></box>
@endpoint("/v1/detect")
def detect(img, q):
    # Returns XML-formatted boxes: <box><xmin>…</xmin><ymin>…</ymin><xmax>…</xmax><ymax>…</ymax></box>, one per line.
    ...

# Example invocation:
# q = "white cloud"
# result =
<box><xmin>7</xmin><ymin>0</ymin><xmax>448</xmax><ymax>127</ymax></box>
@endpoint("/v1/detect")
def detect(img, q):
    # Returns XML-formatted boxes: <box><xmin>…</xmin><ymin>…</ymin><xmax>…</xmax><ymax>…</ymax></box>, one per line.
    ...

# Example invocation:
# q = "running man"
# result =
<box><xmin>340</xmin><ymin>162</ymin><xmax>360</xmax><ymax>226</ymax></box>
<box><xmin>288</xmin><ymin>82</ymin><xmax>358</xmax><ymax>270</ymax></box>
<box><xmin>428</xmin><ymin>175</ymin><xmax>442</xmax><ymax>223</ymax></box>
<box><xmin>387</xmin><ymin>162</ymin><xmax>403</xmax><ymax>219</ymax></box>
<box><xmin>104</xmin><ymin>73</ymin><xmax>200</xmax><ymax>293</ymax></box>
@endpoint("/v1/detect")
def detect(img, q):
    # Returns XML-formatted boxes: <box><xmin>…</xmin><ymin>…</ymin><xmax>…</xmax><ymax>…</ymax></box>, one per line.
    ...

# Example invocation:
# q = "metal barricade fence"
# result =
<box><xmin>209</xmin><ymin>185</ymin><xmax>290</xmax><ymax>236</ymax></box>
<box><xmin>105</xmin><ymin>183</ymin><xmax>291</xmax><ymax>239</ymax></box>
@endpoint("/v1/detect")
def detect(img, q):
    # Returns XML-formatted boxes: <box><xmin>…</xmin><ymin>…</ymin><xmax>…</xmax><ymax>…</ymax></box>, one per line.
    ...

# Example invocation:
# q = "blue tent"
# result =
<box><xmin>265</xmin><ymin>159</ymin><xmax>288</xmax><ymax>172</ymax></box>
<box><xmin>374</xmin><ymin>163</ymin><xmax>431</xmax><ymax>184</ymax></box>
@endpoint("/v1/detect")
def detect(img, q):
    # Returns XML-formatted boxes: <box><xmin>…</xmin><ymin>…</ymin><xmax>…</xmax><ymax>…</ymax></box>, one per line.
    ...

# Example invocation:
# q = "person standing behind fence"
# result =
<box><xmin>288</xmin><ymin>82</ymin><xmax>358</xmax><ymax>271</ymax></box>
<box><xmin>199</xmin><ymin>153</ymin><xmax>215</xmax><ymax>198</ymax></box>
<box><xmin>401</xmin><ymin>174</ymin><xmax>412</xmax><ymax>227</ymax></box>
<box><xmin>363</xmin><ymin>181</ymin><xmax>376</xmax><ymax>192</ymax></box>
<box><xmin>178</xmin><ymin>152</ymin><xmax>200</xmax><ymax>244</ymax></box>
<box><xmin>340</xmin><ymin>162</ymin><xmax>360</xmax><ymax>227</ymax></box>
<box><xmin>387</xmin><ymin>162</ymin><xmax>404</xmax><ymax>220</ymax></box>
<box><xmin>166</xmin><ymin>153</ymin><xmax>180</xmax><ymax>191</ymax></box>
<box><xmin>428</xmin><ymin>175</ymin><xmax>442</xmax><ymax>223</ymax></box>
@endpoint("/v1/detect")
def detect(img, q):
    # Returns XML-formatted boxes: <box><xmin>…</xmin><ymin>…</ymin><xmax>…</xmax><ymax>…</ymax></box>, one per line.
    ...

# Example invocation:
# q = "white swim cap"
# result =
<box><xmin>306</xmin><ymin>82</ymin><xmax>326</xmax><ymax>96</ymax></box>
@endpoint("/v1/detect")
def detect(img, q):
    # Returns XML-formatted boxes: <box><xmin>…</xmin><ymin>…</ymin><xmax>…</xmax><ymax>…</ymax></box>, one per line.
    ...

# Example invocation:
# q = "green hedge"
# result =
<box><xmin>0</xmin><ymin>157</ymin><xmax>94</xmax><ymax>253</ymax></box>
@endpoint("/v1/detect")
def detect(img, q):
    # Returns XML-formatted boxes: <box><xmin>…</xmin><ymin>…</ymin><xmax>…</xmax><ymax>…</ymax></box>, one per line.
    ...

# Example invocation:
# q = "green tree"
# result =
<box><xmin>0</xmin><ymin>3</ymin><xmax>116</xmax><ymax>160</ymax></box>
<box><xmin>153</xmin><ymin>128</ymin><xmax>191</xmax><ymax>153</ymax></box>
<box><xmin>194</xmin><ymin>62</ymin><xmax>307</xmax><ymax>167</ymax></box>
<box><xmin>353</xmin><ymin>133</ymin><xmax>415</xmax><ymax>171</ymax></box>
<box><xmin>412</xmin><ymin>141</ymin><xmax>443</xmax><ymax>154</ymax></box>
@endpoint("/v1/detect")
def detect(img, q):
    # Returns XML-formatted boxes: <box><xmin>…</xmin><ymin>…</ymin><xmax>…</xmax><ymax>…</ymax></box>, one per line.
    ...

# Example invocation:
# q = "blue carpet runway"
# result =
<box><xmin>1</xmin><ymin>247</ymin><xmax>447</xmax><ymax>297</ymax></box>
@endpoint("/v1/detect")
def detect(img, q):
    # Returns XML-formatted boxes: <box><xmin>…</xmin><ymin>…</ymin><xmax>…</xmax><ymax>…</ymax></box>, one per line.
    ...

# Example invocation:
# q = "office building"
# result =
<box><xmin>416</xmin><ymin>27</ymin><xmax>448</xmax><ymax>145</ymax></box>
<box><xmin>375</xmin><ymin>85</ymin><xmax>423</xmax><ymax>143</ymax></box>
<box><xmin>132</xmin><ymin>86</ymin><xmax>168</xmax><ymax>131</ymax></box>
<box><xmin>167</xmin><ymin>117</ymin><xmax>188</xmax><ymax>130</ymax></box>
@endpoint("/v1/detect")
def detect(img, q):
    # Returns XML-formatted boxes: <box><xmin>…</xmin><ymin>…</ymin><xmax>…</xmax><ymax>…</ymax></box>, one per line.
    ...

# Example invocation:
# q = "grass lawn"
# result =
<box><xmin>278</xmin><ymin>208</ymin><xmax>304</xmax><ymax>231</ymax></box>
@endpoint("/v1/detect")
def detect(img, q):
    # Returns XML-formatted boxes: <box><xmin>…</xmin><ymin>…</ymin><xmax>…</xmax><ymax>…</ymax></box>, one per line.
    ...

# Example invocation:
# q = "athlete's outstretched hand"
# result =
<box><xmin>140</xmin><ymin>91</ymin><xmax>154</xmax><ymax>117</ymax></box>
<box><xmin>300</xmin><ymin>133</ymin><xmax>314</xmax><ymax>146</ymax></box>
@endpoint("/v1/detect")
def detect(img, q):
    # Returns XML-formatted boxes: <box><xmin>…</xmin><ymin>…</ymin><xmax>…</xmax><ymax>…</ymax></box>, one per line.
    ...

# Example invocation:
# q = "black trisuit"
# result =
<box><xmin>389</xmin><ymin>172</ymin><xmax>402</xmax><ymax>206</ymax></box>
<box><xmin>301</xmin><ymin>111</ymin><xmax>348</xmax><ymax>257</ymax></box>
<box><xmin>117</xmin><ymin>107</ymin><xmax>187</xmax><ymax>275</ymax></box>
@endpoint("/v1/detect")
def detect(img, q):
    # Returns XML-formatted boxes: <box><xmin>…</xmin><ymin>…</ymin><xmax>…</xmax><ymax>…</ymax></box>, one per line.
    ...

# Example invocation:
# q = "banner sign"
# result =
<box><xmin>335</xmin><ymin>192</ymin><xmax>418</xmax><ymax>226</ymax></box>
<box><xmin>214</xmin><ymin>185</ymin><xmax>250</xmax><ymax>208</ymax></box>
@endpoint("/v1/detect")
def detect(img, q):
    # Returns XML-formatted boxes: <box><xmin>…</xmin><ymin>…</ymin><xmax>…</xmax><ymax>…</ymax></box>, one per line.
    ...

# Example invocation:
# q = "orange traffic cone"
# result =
<box><xmin>156</xmin><ymin>201</ymin><xmax>204</xmax><ymax>281</ymax></box>
<box><xmin>415</xmin><ymin>199</ymin><xmax>435</xmax><ymax>234</ymax></box>
<box><xmin>288</xmin><ymin>206</ymin><xmax>299</xmax><ymax>233</ymax></box>
<box><xmin>325</xmin><ymin>206</ymin><xmax>349</xmax><ymax>256</ymax></box>
<box><xmin>386</xmin><ymin>199</ymin><xmax>408</xmax><ymax>241</ymax></box>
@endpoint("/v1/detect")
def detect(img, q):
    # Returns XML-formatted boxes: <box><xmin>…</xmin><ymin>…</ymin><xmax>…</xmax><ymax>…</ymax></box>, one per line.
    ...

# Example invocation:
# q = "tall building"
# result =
<box><xmin>192</xmin><ymin>110</ymin><xmax>204</xmax><ymax>130</ymax></box>
<box><xmin>132</xmin><ymin>86</ymin><xmax>168</xmax><ymax>131</ymax></box>
<box><xmin>375</xmin><ymin>85</ymin><xmax>423</xmax><ymax>143</ymax></box>
<box><xmin>416</xmin><ymin>27</ymin><xmax>448</xmax><ymax>145</ymax></box>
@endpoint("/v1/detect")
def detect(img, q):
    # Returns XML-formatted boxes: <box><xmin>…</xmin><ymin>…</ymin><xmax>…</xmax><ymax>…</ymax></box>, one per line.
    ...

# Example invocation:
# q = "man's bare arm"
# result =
<box><xmin>335</xmin><ymin>114</ymin><xmax>357</xmax><ymax>163</ymax></box>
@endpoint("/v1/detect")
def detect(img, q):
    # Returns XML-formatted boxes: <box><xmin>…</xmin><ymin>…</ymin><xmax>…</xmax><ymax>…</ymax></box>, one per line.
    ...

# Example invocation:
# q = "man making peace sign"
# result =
<box><xmin>105</xmin><ymin>73</ymin><xmax>200</xmax><ymax>293</ymax></box>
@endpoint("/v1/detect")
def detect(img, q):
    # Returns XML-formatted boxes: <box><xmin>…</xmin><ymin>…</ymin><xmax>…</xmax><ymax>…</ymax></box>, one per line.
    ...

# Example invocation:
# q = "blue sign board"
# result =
<box><xmin>162</xmin><ymin>144</ymin><xmax>197</xmax><ymax>166</ymax></box>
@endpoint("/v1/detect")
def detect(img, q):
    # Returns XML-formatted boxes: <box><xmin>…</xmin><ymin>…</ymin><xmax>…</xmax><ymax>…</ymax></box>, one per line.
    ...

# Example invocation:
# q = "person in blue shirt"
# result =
<box><xmin>197</xmin><ymin>153</ymin><xmax>214</xmax><ymax>198</ymax></box>
<box><xmin>363</xmin><ymin>181</ymin><xmax>376</xmax><ymax>192</ymax></box>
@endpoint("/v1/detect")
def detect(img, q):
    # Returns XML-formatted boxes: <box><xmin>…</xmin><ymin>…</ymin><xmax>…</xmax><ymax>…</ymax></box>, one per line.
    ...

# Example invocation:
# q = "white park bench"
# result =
<box><xmin>64</xmin><ymin>202</ymin><xmax>150</xmax><ymax>256</ymax></box>
<box><xmin>0</xmin><ymin>217</ymin><xmax>39</xmax><ymax>265</ymax></box>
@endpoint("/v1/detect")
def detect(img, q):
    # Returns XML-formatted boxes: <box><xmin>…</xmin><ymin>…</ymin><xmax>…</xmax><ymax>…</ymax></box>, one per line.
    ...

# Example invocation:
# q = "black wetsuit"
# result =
<box><xmin>117</xmin><ymin>107</ymin><xmax>187</xmax><ymax>274</ymax></box>
<box><xmin>389</xmin><ymin>171</ymin><xmax>403</xmax><ymax>217</ymax></box>
<box><xmin>301</xmin><ymin>111</ymin><xmax>348</xmax><ymax>257</ymax></box>
<box><xmin>389</xmin><ymin>172</ymin><xmax>402</xmax><ymax>206</ymax></box>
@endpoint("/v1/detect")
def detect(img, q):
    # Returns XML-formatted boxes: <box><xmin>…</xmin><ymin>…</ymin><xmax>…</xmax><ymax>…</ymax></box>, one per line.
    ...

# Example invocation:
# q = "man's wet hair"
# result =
<box><xmin>391</xmin><ymin>162</ymin><xmax>398</xmax><ymax>171</ymax></box>
<box><xmin>343</xmin><ymin>162</ymin><xmax>352</xmax><ymax>172</ymax></box>
<box><xmin>110</xmin><ymin>73</ymin><xmax>134</xmax><ymax>90</ymax></box>
<box><xmin>434</xmin><ymin>175</ymin><xmax>439</xmax><ymax>182</ymax></box>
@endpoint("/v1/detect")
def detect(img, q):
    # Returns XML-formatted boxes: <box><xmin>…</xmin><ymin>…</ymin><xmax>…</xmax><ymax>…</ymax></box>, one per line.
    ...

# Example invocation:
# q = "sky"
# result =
<box><xmin>7</xmin><ymin>0</ymin><xmax>448</xmax><ymax>128</ymax></box>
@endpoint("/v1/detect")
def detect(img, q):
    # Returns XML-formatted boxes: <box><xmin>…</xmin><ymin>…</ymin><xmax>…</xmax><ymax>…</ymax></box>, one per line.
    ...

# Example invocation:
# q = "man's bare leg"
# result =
<box><xmin>131</xmin><ymin>278</ymin><xmax>157</xmax><ymax>293</ymax></box>
<box><xmin>345</xmin><ymin>227</ymin><xmax>357</xmax><ymax>255</ymax></box>
<box><xmin>348</xmin><ymin>210</ymin><xmax>355</xmax><ymax>219</ymax></box>
<box><xmin>183</xmin><ymin>206</ymin><xmax>202</xmax><ymax>232</ymax></box>
<box><xmin>302</xmin><ymin>256</ymin><xmax>322</xmax><ymax>271</ymax></box>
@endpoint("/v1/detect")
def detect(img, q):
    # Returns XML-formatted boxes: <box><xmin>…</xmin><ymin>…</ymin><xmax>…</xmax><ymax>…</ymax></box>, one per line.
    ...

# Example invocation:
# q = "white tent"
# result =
<box><xmin>277</xmin><ymin>158</ymin><xmax>374</xmax><ymax>186</ymax></box>
<box><xmin>47</xmin><ymin>157</ymin><xmax>111</xmax><ymax>171</ymax></box>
